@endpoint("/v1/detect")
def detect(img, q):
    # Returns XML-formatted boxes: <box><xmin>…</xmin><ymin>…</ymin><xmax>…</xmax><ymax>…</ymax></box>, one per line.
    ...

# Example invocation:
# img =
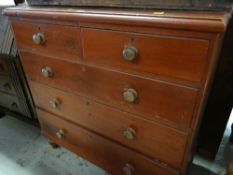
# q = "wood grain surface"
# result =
<box><xmin>5</xmin><ymin>6</ymin><xmax>232</xmax><ymax>175</ymax></box>
<box><xmin>82</xmin><ymin>28</ymin><xmax>209</xmax><ymax>83</ymax></box>
<box><xmin>20</xmin><ymin>51</ymin><xmax>198</xmax><ymax>129</ymax></box>
<box><xmin>11</xmin><ymin>20</ymin><xmax>82</xmax><ymax>61</ymax></box>
<box><xmin>30</xmin><ymin>80</ymin><xmax>188</xmax><ymax>168</ymax></box>
<box><xmin>39</xmin><ymin>109</ymin><xmax>179</xmax><ymax>175</ymax></box>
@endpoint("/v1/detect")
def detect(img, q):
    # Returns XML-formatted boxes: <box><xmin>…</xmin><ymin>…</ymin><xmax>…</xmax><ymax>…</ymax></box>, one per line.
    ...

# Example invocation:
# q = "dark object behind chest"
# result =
<box><xmin>26</xmin><ymin>0</ymin><xmax>233</xmax><ymax>11</ymax></box>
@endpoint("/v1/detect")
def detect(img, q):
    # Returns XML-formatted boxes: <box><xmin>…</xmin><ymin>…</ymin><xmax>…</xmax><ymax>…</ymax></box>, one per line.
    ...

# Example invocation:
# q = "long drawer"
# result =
<box><xmin>82</xmin><ymin>28</ymin><xmax>209</xmax><ymax>83</ymax></box>
<box><xmin>20</xmin><ymin>51</ymin><xmax>197</xmax><ymax>129</ymax></box>
<box><xmin>38</xmin><ymin>109</ymin><xmax>179</xmax><ymax>175</ymax></box>
<box><xmin>11</xmin><ymin>20</ymin><xmax>82</xmax><ymax>62</ymax></box>
<box><xmin>30</xmin><ymin>81</ymin><xmax>188</xmax><ymax>168</ymax></box>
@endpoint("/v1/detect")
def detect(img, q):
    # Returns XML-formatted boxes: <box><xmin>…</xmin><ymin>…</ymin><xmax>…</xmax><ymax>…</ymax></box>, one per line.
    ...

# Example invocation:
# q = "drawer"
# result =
<box><xmin>38</xmin><ymin>109</ymin><xmax>179</xmax><ymax>175</ymax></box>
<box><xmin>0</xmin><ymin>92</ymin><xmax>27</xmax><ymax>115</ymax></box>
<box><xmin>82</xmin><ymin>28</ymin><xmax>209</xmax><ymax>83</ymax></box>
<box><xmin>21</xmin><ymin>51</ymin><xmax>197</xmax><ymax>129</ymax></box>
<box><xmin>11</xmin><ymin>20</ymin><xmax>82</xmax><ymax>61</ymax></box>
<box><xmin>30</xmin><ymin>81</ymin><xmax>188</xmax><ymax>168</ymax></box>
<box><xmin>0</xmin><ymin>75</ymin><xmax>17</xmax><ymax>95</ymax></box>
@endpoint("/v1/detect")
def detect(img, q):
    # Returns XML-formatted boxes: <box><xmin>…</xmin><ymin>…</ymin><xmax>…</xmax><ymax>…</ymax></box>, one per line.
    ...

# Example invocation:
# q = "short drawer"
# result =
<box><xmin>30</xmin><ymin>81</ymin><xmax>188</xmax><ymax>168</ymax></box>
<box><xmin>38</xmin><ymin>109</ymin><xmax>179</xmax><ymax>175</ymax></box>
<box><xmin>82</xmin><ymin>28</ymin><xmax>209</xmax><ymax>84</ymax></box>
<box><xmin>0</xmin><ymin>75</ymin><xmax>17</xmax><ymax>95</ymax></box>
<box><xmin>21</xmin><ymin>51</ymin><xmax>197</xmax><ymax>129</ymax></box>
<box><xmin>11</xmin><ymin>20</ymin><xmax>82</xmax><ymax>61</ymax></box>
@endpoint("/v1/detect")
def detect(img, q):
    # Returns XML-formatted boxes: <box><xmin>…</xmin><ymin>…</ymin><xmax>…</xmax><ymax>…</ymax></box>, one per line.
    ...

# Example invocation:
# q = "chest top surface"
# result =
<box><xmin>3</xmin><ymin>5</ymin><xmax>232</xmax><ymax>33</ymax></box>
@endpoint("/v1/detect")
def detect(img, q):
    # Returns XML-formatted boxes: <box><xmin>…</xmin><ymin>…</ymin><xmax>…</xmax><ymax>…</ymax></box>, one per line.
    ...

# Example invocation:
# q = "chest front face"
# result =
<box><xmin>5</xmin><ymin>7</ymin><xmax>229</xmax><ymax>175</ymax></box>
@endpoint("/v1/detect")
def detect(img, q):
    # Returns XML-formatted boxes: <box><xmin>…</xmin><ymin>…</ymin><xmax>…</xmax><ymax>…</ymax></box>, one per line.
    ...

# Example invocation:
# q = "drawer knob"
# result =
<box><xmin>49</xmin><ymin>100</ymin><xmax>60</xmax><ymax>109</ymax></box>
<box><xmin>123</xmin><ymin>163</ymin><xmax>135</xmax><ymax>175</ymax></box>
<box><xmin>123</xmin><ymin>88</ymin><xmax>138</xmax><ymax>103</ymax></box>
<box><xmin>123</xmin><ymin>46</ymin><xmax>138</xmax><ymax>61</ymax></box>
<box><xmin>32</xmin><ymin>33</ymin><xmax>46</xmax><ymax>45</ymax></box>
<box><xmin>123</xmin><ymin>128</ymin><xmax>137</xmax><ymax>140</ymax></box>
<box><xmin>42</xmin><ymin>66</ymin><xmax>53</xmax><ymax>78</ymax></box>
<box><xmin>56</xmin><ymin>129</ymin><xmax>65</xmax><ymax>139</ymax></box>
<box><xmin>3</xmin><ymin>83</ymin><xmax>11</xmax><ymax>91</ymax></box>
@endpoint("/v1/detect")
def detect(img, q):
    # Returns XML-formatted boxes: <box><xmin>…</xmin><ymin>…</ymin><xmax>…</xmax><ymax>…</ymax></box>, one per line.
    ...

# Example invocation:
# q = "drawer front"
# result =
<box><xmin>0</xmin><ymin>92</ymin><xmax>26</xmax><ymax>115</ymax></box>
<box><xmin>30</xmin><ymin>81</ymin><xmax>187</xmax><ymax>168</ymax></box>
<box><xmin>11</xmin><ymin>20</ymin><xmax>82</xmax><ymax>61</ymax></box>
<box><xmin>0</xmin><ymin>59</ymin><xmax>8</xmax><ymax>75</ymax></box>
<box><xmin>0</xmin><ymin>75</ymin><xmax>17</xmax><ymax>95</ymax></box>
<box><xmin>82</xmin><ymin>28</ymin><xmax>209</xmax><ymax>83</ymax></box>
<box><xmin>21</xmin><ymin>51</ymin><xmax>197</xmax><ymax>129</ymax></box>
<box><xmin>38</xmin><ymin>109</ymin><xmax>179</xmax><ymax>175</ymax></box>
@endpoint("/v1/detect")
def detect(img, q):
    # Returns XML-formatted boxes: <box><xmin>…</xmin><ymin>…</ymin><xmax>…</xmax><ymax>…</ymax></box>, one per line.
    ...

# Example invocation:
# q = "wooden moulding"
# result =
<box><xmin>3</xmin><ymin>6</ymin><xmax>232</xmax><ymax>33</ymax></box>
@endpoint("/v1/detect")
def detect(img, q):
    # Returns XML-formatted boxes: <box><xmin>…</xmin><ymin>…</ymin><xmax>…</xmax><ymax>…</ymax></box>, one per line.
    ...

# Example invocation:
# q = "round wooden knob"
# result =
<box><xmin>49</xmin><ymin>100</ymin><xmax>60</xmax><ymax>109</ymax></box>
<box><xmin>3</xmin><ymin>83</ymin><xmax>11</xmax><ymax>91</ymax></box>
<box><xmin>123</xmin><ymin>163</ymin><xmax>134</xmax><ymax>175</ymax></box>
<box><xmin>32</xmin><ymin>33</ymin><xmax>46</xmax><ymax>45</ymax></box>
<box><xmin>41</xmin><ymin>66</ymin><xmax>53</xmax><ymax>78</ymax></box>
<box><xmin>56</xmin><ymin>129</ymin><xmax>65</xmax><ymax>139</ymax></box>
<box><xmin>123</xmin><ymin>128</ymin><xmax>137</xmax><ymax>140</ymax></box>
<box><xmin>123</xmin><ymin>88</ymin><xmax>138</xmax><ymax>103</ymax></box>
<box><xmin>123</xmin><ymin>46</ymin><xmax>138</xmax><ymax>61</ymax></box>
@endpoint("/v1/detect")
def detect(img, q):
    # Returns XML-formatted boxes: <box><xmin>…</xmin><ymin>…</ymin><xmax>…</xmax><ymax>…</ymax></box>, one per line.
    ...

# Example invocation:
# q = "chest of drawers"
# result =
<box><xmin>0</xmin><ymin>7</ymin><xmax>34</xmax><ymax>119</ymax></box>
<box><xmin>4</xmin><ymin>6</ymin><xmax>232</xmax><ymax>175</ymax></box>
<box><xmin>0</xmin><ymin>54</ymin><xmax>35</xmax><ymax>118</ymax></box>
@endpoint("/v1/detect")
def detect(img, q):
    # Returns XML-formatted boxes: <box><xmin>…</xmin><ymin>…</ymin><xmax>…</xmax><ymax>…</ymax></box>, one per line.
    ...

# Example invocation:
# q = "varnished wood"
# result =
<box><xmin>5</xmin><ymin>6</ymin><xmax>232</xmax><ymax>175</ymax></box>
<box><xmin>20</xmin><ymin>51</ymin><xmax>198</xmax><ymax>129</ymax></box>
<box><xmin>11</xmin><ymin>20</ymin><xmax>82</xmax><ymax>61</ymax></box>
<box><xmin>4</xmin><ymin>6</ymin><xmax>231</xmax><ymax>32</ymax></box>
<box><xmin>82</xmin><ymin>28</ymin><xmax>209</xmax><ymax>83</ymax></box>
<box><xmin>30</xmin><ymin>80</ymin><xmax>188</xmax><ymax>168</ymax></box>
<box><xmin>38</xmin><ymin>109</ymin><xmax>179</xmax><ymax>175</ymax></box>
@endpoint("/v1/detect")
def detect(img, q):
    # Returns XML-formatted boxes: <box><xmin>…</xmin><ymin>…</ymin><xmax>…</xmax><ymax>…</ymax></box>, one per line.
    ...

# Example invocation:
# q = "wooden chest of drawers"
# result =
<box><xmin>0</xmin><ymin>55</ymin><xmax>33</xmax><ymax>117</ymax></box>
<box><xmin>4</xmin><ymin>6</ymin><xmax>232</xmax><ymax>175</ymax></box>
<box><xmin>0</xmin><ymin>7</ymin><xmax>35</xmax><ymax>119</ymax></box>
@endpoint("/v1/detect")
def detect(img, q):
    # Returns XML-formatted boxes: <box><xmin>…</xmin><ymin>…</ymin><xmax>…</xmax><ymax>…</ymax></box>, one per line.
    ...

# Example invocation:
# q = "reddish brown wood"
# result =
<box><xmin>30</xmin><ymin>80</ymin><xmax>188</xmax><ymax>168</ymax></box>
<box><xmin>38</xmin><ymin>109</ymin><xmax>179</xmax><ymax>175</ymax></box>
<box><xmin>11</xmin><ymin>20</ymin><xmax>82</xmax><ymax>62</ymax></box>
<box><xmin>4</xmin><ymin>6</ymin><xmax>232</xmax><ymax>175</ymax></box>
<box><xmin>82</xmin><ymin>28</ymin><xmax>209</xmax><ymax>83</ymax></box>
<box><xmin>4</xmin><ymin>6</ymin><xmax>230</xmax><ymax>32</ymax></box>
<box><xmin>21</xmin><ymin>51</ymin><xmax>198</xmax><ymax>129</ymax></box>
